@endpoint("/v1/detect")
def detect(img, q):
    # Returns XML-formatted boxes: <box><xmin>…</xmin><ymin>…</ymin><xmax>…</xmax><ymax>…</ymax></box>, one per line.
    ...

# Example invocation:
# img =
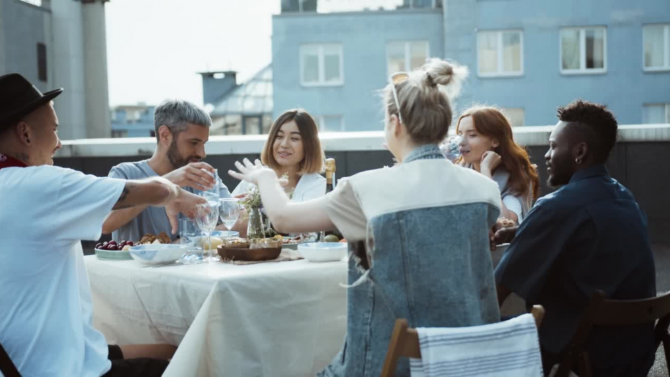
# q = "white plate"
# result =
<box><xmin>129</xmin><ymin>244</ymin><xmax>187</xmax><ymax>265</ymax></box>
<box><xmin>298</xmin><ymin>242</ymin><xmax>347</xmax><ymax>262</ymax></box>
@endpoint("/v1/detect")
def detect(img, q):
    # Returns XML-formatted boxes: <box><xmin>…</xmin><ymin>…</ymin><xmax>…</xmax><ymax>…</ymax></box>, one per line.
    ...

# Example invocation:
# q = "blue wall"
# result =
<box><xmin>1</xmin><ymin>0</ymin><xmax>51</xmax><ymax>93</ymax></box>
<box><xmin>272</xmin><ymin>9</ymin><xmax>444</xmax><ymax>131</ymax></box>
<box><xmin>446</xmin><ymin>0</ymin><xmax>670</xmax><ymax>125</ymax></box>
<box><xmin>273</xmin><ymin>1</ymin><xmax>670</xmax><ymax>129</ymax></box>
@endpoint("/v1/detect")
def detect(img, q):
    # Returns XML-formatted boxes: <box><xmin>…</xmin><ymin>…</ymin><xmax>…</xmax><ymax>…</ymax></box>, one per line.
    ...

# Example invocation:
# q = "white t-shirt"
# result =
<box><xmin>0</xmin><ymin>165</ymin><xmax>125</xmax><ymax>377</ymax></box>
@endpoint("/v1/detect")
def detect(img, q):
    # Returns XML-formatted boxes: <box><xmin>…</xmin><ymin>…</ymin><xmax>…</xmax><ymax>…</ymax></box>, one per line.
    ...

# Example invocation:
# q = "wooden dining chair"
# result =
<box><xmin>0</xmin><ymin>341</ymin><xmax>21</xmax><ymax>377</ymax></box>
<box><xmin>380</xmin><ymin>305</ymin><xmax>546</xmax><ymax>377</ymax></box>
<box><xmin>553</xmin><ymin>290</ymin><xmax>670</xmax><ymax>377</ymax></box>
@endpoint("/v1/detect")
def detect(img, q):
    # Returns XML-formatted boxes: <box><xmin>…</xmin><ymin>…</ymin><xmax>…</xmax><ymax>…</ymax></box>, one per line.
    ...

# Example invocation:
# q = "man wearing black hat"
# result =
<box><xmin>0</xmin><ymin>73</ymin><xmax>205</xmax><ymax>376</ymax></box>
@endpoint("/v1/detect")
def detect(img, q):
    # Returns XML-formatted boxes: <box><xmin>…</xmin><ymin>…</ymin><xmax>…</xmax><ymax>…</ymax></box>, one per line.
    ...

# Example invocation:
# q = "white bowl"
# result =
<box><xmin>298</xmin><ymin>242</ymin><xmax>347</xmax><ymax>262</ymax></box>
<box><xmin>129</xmin><ymin>244</ymin><xmax>187</xmax><ymax>265</ymax></box>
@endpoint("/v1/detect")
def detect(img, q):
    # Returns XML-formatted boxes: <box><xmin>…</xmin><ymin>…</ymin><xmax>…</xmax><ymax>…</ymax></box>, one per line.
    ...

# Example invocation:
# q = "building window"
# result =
<box><xmin>477</xmin><ymin>30</ymin><xmax>523</xmax><ymax>77</ymax></box>
<box><xmin>642</xmin><ymin>104</ymin><xmax>670</xmax><ymax>124</ymax></box>
<box><xmin>387</xmin><ymin>41</ymin><xmax>429</xmax><ymax>76</ymax></box>
<box><xmin>300</xmin><ymin>44</ymin><xmax>343</xmax><ymax>86</ymax></box>
<box><xmin>643</xmin><ymin>24</ymin><xmax>670</xmax><ymax>71</ymax></box>
<box><xmin>500</xmin><ymin>108</ymin><xmax>525</xmax><ymax>127</ymax></box>
<box><xmin>243</xmin><ymin>116</ymin><xmax>263</xmax><ymax>135</ymax></box>
<box><xmin>111</xmin><ymin>130</ymin><xmax>128</xmax><ymax>138</ymax></box>
<box><xmin>317</xmin><ymin>115</ymin><xmax>344</xmax><ymax>132</ymax></box>
<box><xmin>560</xmin><ymin>27</ymin><xmax>607</xmax><ymax>74</ymax></box>
<box><xmin>281</xmin><ymin>0</ymin><xmax>316</xmax><ymax>13</ymax></box>
<box><xmin>37</xmin><ymin>43</ymin><xmax>47</xmax><ymax>82</ymax></box>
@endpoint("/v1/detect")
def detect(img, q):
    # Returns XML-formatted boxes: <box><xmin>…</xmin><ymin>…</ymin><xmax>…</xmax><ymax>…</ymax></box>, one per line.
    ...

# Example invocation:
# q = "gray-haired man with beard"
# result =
<box><xmin>103</xmin><ymin>99</ymin><xmax>231</xmax><ymax>242</ymax></box>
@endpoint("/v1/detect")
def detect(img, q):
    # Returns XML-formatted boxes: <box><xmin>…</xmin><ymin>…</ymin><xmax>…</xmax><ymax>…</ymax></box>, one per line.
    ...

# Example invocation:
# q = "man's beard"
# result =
<box><xmin>546</xmin><ymin>157</ymin><xmax>574</xmax><ymax>188</ymax></box>
<box><xmin>167</xmin><ymin>139</ymin><xmax>200</xmax><ymax>169</ymax></box>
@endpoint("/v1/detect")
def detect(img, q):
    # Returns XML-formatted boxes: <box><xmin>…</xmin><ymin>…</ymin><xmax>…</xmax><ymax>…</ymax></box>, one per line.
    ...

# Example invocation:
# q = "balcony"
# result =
<box><xmin>54</xmin><ymin>124</ymin><xmax>670</xmax><ymax>245</ymax></box>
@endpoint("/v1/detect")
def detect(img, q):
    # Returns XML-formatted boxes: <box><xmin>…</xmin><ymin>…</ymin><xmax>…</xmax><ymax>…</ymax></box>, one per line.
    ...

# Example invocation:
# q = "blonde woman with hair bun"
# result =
<box><xmin>229</xmin><ymin>58</ymin><xmax>503</xmax><ymax>377</ymax></box>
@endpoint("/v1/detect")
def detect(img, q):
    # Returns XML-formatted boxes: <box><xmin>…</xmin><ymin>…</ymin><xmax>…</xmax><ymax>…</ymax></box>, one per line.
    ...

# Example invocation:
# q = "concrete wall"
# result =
<box><xmin>444</xmin><ymin>0</ymin><xmax>670</xmax><ymax>125</ymax></box>
<box><xmin>0</xmin><ymin>0</ymin><xmax>52</xmax><ymax>92</ymax></box>
<box><xmin>272</xmin><ymin>9</ymin><xmax>444</xmax><ymax>131</ymax></box>
<box><xmin>52</xmin><ymin>125</ymin><xmax>670</xmax><ymax>245</ymax></box>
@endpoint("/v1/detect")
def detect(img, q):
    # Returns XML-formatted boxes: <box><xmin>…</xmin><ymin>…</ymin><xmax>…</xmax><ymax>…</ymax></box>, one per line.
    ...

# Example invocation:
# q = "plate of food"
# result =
<box><xmin>94</xmin><ymin>240</ymin><xmax>136</xmax><ymax>260</ymax></box>
<box><xmin>217</xmin><ymin>237</ymin><xmax>282</xmax><ymax>262</ymax></box>
<box><xmin>298</xmin><ymin>242</ymin><xmax>347</xmax><ymax>263</ymax></box>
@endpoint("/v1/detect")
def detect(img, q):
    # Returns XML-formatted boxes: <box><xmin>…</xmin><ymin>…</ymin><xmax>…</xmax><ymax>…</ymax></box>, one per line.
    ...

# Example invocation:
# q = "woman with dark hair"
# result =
<box><xmin>232</xmin><ymin>109</ymin><xmax>325</xmax><ymax>202</ymax></box>
<box><xmin>456</xmin><ymin>106</ymin><xmax>539</xmax><ymax>223</ymax></box>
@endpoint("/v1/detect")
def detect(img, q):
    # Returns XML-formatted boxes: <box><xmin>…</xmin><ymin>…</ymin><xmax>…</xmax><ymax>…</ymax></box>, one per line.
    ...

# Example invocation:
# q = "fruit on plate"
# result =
<box><xmin>96</xmin><ymin>240</ymin><xmax>135</xmax><ymax>251</ymax></box>
<box><xmin>339</xmin><ymin>239</ymin><xmax>347</xmax><ymax>243</ymax></box>
<box><xmin>324</xmin><ymin>234</ymin><xmax>340</xmax><ymax>243</ymax></box>
<box><xmin>201</xmin><ymin>236</ymin><xmax>223</xmax><ymax>251</ymax></box>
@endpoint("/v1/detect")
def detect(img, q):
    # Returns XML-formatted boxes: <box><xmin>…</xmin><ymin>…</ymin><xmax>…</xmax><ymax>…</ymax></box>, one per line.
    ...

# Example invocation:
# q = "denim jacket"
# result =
<box><xmin>319</xmin><ymin>145</ymin><xmax>502</xmax><ymax>376</ymax></box>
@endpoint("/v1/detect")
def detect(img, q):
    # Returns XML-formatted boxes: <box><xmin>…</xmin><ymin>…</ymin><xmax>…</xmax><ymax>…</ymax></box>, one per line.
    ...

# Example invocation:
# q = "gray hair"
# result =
<box><xmin>154</xmin><ymin>99</ymin><xmax>211</xmax><ymax>140</ymax></box>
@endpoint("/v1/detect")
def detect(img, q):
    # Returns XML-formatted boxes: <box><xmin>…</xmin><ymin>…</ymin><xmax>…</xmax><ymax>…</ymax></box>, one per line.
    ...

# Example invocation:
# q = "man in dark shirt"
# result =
<box><xmin>494</xmin><ymin>100</ymin><xmax>656</xmax><ymax>376</ymax></box>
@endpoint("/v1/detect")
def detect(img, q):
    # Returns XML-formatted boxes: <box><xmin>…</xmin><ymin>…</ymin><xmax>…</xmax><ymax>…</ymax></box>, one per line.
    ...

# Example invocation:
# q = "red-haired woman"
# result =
<box><xmin>456</xmin><ymin>106</ymin><xmax>539</xmax><ymax>223</ymax></box>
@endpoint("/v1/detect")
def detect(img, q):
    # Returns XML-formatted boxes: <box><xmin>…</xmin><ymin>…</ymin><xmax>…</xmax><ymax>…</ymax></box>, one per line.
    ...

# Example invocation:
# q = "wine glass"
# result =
<box><xmin>195</xmin><ymin>202</ymin><xmax>219</xmax><ymax>262</ymax></box>
<box><xmin>219</xmin><ymin>198</ymin><xmax>241</xmax><ymax>247</ymax></box>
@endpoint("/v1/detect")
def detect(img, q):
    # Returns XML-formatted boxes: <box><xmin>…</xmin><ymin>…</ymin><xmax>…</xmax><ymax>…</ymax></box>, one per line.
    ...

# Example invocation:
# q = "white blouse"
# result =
<box><xmin>232</xmin><ymin>172</ymin><xmax>327</xmax><ymax>203</ymax></box>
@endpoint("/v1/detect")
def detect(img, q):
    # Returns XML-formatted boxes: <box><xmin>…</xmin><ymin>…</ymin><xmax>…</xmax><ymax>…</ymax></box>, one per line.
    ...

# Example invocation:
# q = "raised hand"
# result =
<box><xmin>228</xmin><ymin>158</ymin><xmax>276</xmax><ymax>186</ymax></box>
<box><xmin>480</xmin><ymin>151</ymin><xmax>502</xmax><ymax>177</ymax></box>
<box><xmin>163</xmin><ymin>162</ymin><xmax>216</xmax><ymax>191</ymax></box>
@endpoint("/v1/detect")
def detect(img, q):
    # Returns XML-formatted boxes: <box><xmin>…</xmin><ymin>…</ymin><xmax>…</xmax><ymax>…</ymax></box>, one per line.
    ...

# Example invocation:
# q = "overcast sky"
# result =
<box><xmin>105</xmin><ymin>0</ymin><xmax>405</xmax><ymax>107</ymax></box>
<box><xmin>105</xmin><ymin>0</ymin><xmax>280</xmax><ymax>107</ymax></box>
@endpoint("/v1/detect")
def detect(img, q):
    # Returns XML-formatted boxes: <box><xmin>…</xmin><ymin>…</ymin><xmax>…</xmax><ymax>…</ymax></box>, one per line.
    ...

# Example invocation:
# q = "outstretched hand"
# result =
<box><xmin>228</xmin><ymin>158</ymin><xmax>276</xmax><ymax>186</ymax></box>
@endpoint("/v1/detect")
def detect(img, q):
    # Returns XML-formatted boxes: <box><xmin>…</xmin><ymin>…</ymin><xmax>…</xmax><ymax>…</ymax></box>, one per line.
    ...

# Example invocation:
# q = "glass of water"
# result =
<box><xmin>198</xmin><ymin>168</ymin><xmax>220</xmax><ymax>202</ymax></box>
<box><xmin>195</xmin><ymin>201</ymin><xmax>219</xmax><ymax>262</ymax></box>
<box><xmin>178</xmin><ymin>218</ymin><xmax>204</xmax><ymax>264</ymax></box>
<box><xmin>441</xmin><ymin>135</ymin><xmax>463</xmax><ymax>162</ymax></box>
<box><xmin>219</xmin><ymin>198</ymin><xmax>241</xmax><ymax>245</ymax></box>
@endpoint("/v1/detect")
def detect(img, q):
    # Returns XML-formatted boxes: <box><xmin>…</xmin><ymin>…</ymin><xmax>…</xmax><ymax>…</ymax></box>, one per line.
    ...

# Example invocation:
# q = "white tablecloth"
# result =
<box><xmin>84</xmin><ymin>255</ymin><xmax>348</xmax><ymax>376</ymax></box>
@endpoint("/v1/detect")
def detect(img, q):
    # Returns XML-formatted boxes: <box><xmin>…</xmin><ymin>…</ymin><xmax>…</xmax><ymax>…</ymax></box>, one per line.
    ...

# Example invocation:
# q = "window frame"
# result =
<box><xmin>642</xmin><ymin>103</ymin><xmax>670</xmax><ymax>124</ymax></box>
<box><xmin>299</xmin><ymin>44</ymin><xmax>344</xmax><ymax>87</ymax></box>
<box><xmin>37</xmin><ymin>42</ymin><xmax>47</xmax><ymax>82</ymax></box>
<box><xmin>477</xmin><ymin>29</ymin><xmax>524</xmax><ymax>78</ymax></box>
<box><xmin>500</xmin><ymin>107</ymin><xmax>525</xmax><ymax>127</ymax></box>
<box><xmin>386</xmin><ymin>40</ymin><xmax>431</xmax><ymax>76</ymax></box>
<box><xmin>643</xmin><ymin>24</ymin><xmax>670</xmax><ymax>72</ymax></box>
<box><xmin>317</xmin><ymin>115</ymin><xmax>345</xmax><ymax>132</ymax></box>
<box><xmin>559</xmin><ymin>26</ymin><xmax>608</xmax><ymax>75</ymax></box>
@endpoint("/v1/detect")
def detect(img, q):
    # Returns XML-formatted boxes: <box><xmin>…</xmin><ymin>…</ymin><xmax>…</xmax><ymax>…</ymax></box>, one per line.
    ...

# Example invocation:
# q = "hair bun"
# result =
<box><xmin>422</xmin><ymin>58</ymin><xmax>468</xmax><ymax>99</ymax></box>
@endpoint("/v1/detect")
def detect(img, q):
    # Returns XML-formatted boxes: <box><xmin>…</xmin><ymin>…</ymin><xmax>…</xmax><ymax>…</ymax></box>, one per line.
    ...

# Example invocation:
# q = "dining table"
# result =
<box><xmin>84</xmin><ymin>252</ymin><xmax>348</xmax><ymax>376</ymax></box>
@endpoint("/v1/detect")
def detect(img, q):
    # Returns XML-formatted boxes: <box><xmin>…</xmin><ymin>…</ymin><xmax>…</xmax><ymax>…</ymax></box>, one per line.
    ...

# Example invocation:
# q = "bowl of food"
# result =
<box><xmin>128</xmin><ymin>244</ymin><xmax>187</xmax><ymax>265</ymax></box>
<box><xmin>297</xmin><ymin>242</ymin><xmax>347</xmax><ymax>262</ymax></box>
<box><xmin>217</xmin><ymin>237</ymin><xmax>282</xmax><ymax>262</ymax></box>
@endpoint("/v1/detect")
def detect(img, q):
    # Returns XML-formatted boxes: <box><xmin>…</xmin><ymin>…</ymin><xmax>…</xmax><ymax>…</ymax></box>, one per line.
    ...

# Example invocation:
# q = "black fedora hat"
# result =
<box><xmin>0</xmin><ymin>73</ymin><xmax>63</xmax><ymax>131</ymax></box>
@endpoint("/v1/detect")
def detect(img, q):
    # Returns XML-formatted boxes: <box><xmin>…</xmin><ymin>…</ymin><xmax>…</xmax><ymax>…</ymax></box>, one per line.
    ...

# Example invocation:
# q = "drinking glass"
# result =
<box><xmin>195</xmin><ymin>202</ymin><xmax>219</xmax><ymax>262</ymax></box>
<box><xmin>441</xmin><ymin>135</ymin><xmax>463</xmax><ymax>162</ymax></box>
<box><xmin>178</xmin><ymin>218</ymin><xmax>204</xmax><ymax>264</ymax></box>
<box><xmin>219</xmin><ymin>198</ymin><xmax>241</xmax><ymax>248</ymax></box>
<box><xmin>198</xmin><ymin>168</ymin><xmax>220</xmax><ymax>203</ymax></box>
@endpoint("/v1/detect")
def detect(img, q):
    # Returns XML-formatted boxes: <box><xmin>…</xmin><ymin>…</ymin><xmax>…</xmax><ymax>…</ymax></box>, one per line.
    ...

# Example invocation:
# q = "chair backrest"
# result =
<box><xmin>380</xmin><ymin>305</ymin><xmax>545</xmax><ymax>377</ymax></box>
<box><xmin>0</xmin><ymin>341</ymin><xmax>21</xmax><ymax>377</ymax></box>
<box><xmin>554</xmin><ymin>290</ymin><xmax>670</xmax><ymax>377</ymax></box>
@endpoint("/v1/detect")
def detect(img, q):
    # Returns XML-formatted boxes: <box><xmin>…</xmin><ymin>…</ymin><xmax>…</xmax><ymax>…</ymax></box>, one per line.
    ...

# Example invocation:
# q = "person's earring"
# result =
<box><xmin>575</xmin><ymin>158</ymin><xmax>582</xmax><ymax>164</ymax></box>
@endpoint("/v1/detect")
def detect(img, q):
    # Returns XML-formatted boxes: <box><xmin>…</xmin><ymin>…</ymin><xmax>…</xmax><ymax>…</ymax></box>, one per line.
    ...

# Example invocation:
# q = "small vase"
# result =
<box><xmin>247</xmin><ymin>208</ymin><xmax>267</xmax><ymax>240</ymax></box>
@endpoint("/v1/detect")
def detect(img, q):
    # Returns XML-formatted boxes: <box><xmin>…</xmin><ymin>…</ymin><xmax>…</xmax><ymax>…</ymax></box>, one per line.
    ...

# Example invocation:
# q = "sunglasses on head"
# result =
<box><xmin>388</xmin><ymin>72</ymin><xmax>410</xmax><ymax>125</ymax></box>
